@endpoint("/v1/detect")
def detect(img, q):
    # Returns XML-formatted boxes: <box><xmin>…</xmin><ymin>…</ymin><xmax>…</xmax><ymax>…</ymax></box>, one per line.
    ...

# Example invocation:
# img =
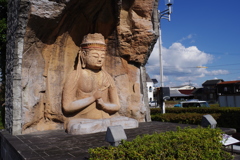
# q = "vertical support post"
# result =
<box><xmin>140</xmin><ymin>66</ymin><xmax>152</xmax><ymax>122</ymax></box>
<box><xmin>158</xmin><ymin>0</ymin><xmax>173</xmax><ymax>113</ymax></box>
<box><xmin>158</xmin><ymin>19</ymin><xmax>164</xmax><ymax>88</ymax></box>
<box><xmin>159</xmin><ymin>87</ymin><xmax>165</xmax><ymax>114</ymax></box>
<box><xmin>6</xmin><ymin>0</ymin><xmax>29</xmax><ymax>135</ymax></box>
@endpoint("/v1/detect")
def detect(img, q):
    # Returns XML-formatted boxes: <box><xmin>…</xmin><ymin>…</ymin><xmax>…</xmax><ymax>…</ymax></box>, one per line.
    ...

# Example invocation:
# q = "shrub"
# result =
<box><xmin>210</xmin><ymin>103</ymin><xmax>220</xmax><ymax>107</ymax></box>
<box><xmin>0</xmin><ymin>106</ymin><xmax>4</xmax><ymax>129</ymax></box>
<box><xmin>151</xmin><ymin>107</ymin><xmax>240</xmax><ymax>114</ymax></box>
<box><xmin>151</xmin><ymin>113</ymin><xmax>221</xmax><ymax>125</ymax></box>
<box><xmin>165</xmin><ymin>101</ymin><xmax>181</xmax><ymax>104</ymax></box>
<box><xmin>89</xmin><ymin>127</ymin><xmax>233</xmax><ymax>160</ymax></box>
<box><xmin>150</xmin><ymin>107</ymin><xmax>240</xmax><ymax>131</ymax></box>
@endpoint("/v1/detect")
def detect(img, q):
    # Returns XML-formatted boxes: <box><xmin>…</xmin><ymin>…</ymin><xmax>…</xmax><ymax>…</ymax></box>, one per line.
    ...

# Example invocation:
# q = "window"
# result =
<box><xmin>149</xmin><ymin>86</ymin><xmax>152</xmax><ymax>92</ymax></box>
<box><xmin>210</xmin><ymin>94</ymin><xmax>213</xmax><ymax>99</ymax></box>
<box><xmin>224</xmin><ymin>87</ymin><xmax>228</xmax><ymax>92</ymax></box>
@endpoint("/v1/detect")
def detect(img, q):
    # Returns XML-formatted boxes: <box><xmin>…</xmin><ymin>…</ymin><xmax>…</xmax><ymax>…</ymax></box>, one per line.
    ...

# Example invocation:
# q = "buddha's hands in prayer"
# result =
<box><xmin>97</xmin><ymin>98</ymin><xmax>105</xmax><ymax>108</ymax></box>
<box><xmin>97</xmin><ymin>98</ymin><xmax>118</xmax><ymax>113</ymax></box>
<box><xmin>93</xmin><ymin>89</ymin><xmax>102</xmax><ymax>100</ymax></box>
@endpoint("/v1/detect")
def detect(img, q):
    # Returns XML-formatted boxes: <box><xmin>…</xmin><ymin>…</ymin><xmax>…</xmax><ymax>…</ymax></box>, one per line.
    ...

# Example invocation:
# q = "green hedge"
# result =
<box><xmin>151</xmin><ymin>107</ymin><xmax>240</xmax><ymax>114</ymax></box>
<box><xmin>151</xmin><ymin>113</ymin><xmax>220</xmax><ymax>125</ymax></box>
<box><xmin>89</xmin><ymin>127</ymin><xmax>233</xmax><ymax>160</ymax></box>
<box><xmin>151</xmin><ymin>113</ymin><xmax>221</xmax><ymax>125</ymax></box>
<box><xmin>151</xmin><ymin>108</ymin><xmax>240</xmax><ymax>131</ymax></box>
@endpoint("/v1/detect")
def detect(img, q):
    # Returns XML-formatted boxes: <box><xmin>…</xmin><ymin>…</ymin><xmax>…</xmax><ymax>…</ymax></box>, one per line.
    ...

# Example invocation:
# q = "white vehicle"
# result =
<box><xmin>174</xmin><ymin>100</ymin><xmax>210</xmax><ymax>108</ymax></box>
<box><xmin>149</xmin><ymin>101</ymin><xmax>158</xmax><ymax>107</ymax></box>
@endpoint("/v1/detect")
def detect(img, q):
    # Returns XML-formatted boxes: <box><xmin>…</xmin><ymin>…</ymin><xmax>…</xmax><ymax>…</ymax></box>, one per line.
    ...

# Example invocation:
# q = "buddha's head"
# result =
<box><xmin>79</xmin><ymin>33</ymin><xmax>106</xmax><ymax>70</ymax></box>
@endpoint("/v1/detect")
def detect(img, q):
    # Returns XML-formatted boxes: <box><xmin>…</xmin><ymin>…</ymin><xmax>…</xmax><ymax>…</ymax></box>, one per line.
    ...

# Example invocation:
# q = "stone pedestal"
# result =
<box><xmin>67</xmin><ymin>117</ymin><xmax>138</xmax><ymax>135</ymax></box>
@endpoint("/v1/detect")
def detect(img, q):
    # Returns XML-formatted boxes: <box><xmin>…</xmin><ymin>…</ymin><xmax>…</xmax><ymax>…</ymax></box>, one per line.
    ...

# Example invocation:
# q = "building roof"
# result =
<box><xmin>146</xmin><ymin>74</ymin><xmax>153</xmax><ymax>82</ymax></box>
<box><xmin>202</xmin><ymin>79</ymin><xmax>224</xmax><ymax>86</ymax></box>
<box><xmin>217</xmin><ymin>80</ymin><xmax>240</xmax><ymax>85</ymax></box>
<box><xmin>171</xmin><ymin>85</ymin><xmax>190</xmax><ymax>88</ymax></box>
<box><xmin>171</xmin><ymin>85</ymin><xmax>196</xmax><ymax>90</ymax></box>
<box><xmin>178</xmin><ymin>89</ymin><xmax>194</xmax><ymax>95</ymax></box>
<box><xmin>170</xmin><ymin>90</ymin><xmax>189</xmax><ymax>97</ymax></box>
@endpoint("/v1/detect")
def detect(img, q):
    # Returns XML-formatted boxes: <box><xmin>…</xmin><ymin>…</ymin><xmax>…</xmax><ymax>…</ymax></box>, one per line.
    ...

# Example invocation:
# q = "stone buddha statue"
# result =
<box><xmin>62</xmin><ymin>33</ymin><xmax>138</xmax><ymax>134</ymax></box>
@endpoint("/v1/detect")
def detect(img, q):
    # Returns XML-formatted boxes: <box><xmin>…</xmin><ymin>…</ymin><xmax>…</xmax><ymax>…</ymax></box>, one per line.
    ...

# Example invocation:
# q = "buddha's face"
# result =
<box><xmin>85</xmin><ymin>49</ymin><xmax>106</xmax><ymax>70</ymax></box>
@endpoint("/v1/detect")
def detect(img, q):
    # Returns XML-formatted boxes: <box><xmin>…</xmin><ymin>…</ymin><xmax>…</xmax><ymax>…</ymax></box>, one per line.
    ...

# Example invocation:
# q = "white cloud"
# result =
<box><xmin>205</xmin><ymin>70</ymin><xmax>229</xmax><ymax>76</ymax></box>
<box><xmin>150</xmin><ymin>74</ymin><xmax>169</xmax><ymax>86</ymax></box>
<box><xmin>146</xmin><ymin>40</ymin><xmax>229</xmax><ymax>87</ymax></box>
<box><xmin>178</xmin><ymin>34</ymin><xmax>195</xmax><ymax>43</ymax></box>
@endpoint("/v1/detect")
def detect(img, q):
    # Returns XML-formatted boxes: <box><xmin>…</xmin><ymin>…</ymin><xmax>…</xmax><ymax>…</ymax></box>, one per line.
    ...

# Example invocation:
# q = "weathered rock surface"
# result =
<box><xmin>7</xmin><ymin>0</ymin><xmax>158</xmax><ymax>134</ymax></box>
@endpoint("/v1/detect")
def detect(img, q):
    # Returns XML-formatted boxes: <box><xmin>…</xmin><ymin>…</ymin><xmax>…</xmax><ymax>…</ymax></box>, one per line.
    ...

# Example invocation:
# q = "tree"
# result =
<box><xmin>0</xmin><ymin>0</ymin><xmax>7</xmax><ymax>83</ymax></box>
<box><xmin>0</xmin><ymin>0</ymin><xmax>7</xmax><ymax>107</ymax></box>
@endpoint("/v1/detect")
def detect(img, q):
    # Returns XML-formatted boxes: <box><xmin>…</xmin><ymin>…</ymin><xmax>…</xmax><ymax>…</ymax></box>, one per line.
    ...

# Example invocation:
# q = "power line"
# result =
<box><xmin>163</xmin><ymin>63</ymin><xmax>240</xmax><ymax>68</ymax></box>
<box><xmin>207</xmin><ymin>63</ymin><xmax>240</xmax><ymax>67</ymax></box>
<box><xmin>207</xmin><ymin>68</ymin><xmax>240</xmax><ymax>70</ymax></box>
<box><xmin>201</xmin><ymin>51</ymin><xmax>240</xmax><ymax>55</ymax></box>
<box><xmin>224</xmin><ymin>71</ymin><xmax>240</xmax><ymax>76</ymax></box>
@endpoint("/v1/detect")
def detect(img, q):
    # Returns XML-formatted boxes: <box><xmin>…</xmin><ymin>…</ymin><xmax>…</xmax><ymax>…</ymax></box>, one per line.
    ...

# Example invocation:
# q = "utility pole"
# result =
<box><xmin>158</xmin><ymin>0</ymin><xmax>173</xmax><ymax>114</ymax></box>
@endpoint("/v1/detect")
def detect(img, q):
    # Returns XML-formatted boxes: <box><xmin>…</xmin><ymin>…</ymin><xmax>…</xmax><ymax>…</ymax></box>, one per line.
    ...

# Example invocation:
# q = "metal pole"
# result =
<box><xmin>158</xmin><ymin>12</ymin><xmax>165</xmax><ymax>114</ymax></box>
<box><xmin>158</xmin><ymin>1</ymin><xmax>173</xmax><ymax>114</ymax></box>
<box><xmin>158</xmin><ymin>28</ymin><xmax>164</xmax><ymax>88</ymax></box>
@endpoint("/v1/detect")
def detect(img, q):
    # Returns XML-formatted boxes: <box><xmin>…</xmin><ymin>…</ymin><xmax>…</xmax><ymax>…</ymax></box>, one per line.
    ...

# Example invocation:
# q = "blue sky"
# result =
<box><xmin>146</xmin><ymin>0</ymin><xmax>240</xmax><ymax>87</ymax></box>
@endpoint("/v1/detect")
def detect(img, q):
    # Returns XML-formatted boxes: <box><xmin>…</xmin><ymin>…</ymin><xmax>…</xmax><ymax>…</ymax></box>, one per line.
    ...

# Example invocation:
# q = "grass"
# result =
<box><xmin>209</xmin><ymin>103</ymin><xmax>220</xmax><ymax>107</ymax></box>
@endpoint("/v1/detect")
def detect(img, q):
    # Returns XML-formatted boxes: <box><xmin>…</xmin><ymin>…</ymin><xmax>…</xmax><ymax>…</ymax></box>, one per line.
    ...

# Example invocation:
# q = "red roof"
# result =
<box><xmin>178</xmin><ymin>89</ymin><xmax>194</xmax><ymax>95</ymax></box>
<box><xmin>218</xmin><ymin>80</ymin><xmax>240</xmax><ymax>85</ymax></box>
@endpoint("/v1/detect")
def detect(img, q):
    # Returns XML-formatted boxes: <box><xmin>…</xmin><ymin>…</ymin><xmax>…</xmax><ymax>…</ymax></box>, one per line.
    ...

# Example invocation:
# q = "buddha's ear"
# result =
<box><xmin>79</xmin><ymin>50</ymin><xmax>86</xmax><ymax>68</ymax></box>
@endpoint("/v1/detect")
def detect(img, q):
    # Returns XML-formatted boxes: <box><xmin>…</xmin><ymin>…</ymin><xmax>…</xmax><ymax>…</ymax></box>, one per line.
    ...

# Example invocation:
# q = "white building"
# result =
<box><xmin>146</xmin><ymin>74</ymin><xmax>158</xmax><ymax>102</ymax></box>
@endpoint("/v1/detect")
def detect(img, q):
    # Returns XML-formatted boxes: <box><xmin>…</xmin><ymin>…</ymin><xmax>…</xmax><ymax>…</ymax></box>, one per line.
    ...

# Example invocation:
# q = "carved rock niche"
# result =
<box><xmin>10</xmin><ymin>0</ymin><xmax>158</xmax><ymax>134</ymax></box>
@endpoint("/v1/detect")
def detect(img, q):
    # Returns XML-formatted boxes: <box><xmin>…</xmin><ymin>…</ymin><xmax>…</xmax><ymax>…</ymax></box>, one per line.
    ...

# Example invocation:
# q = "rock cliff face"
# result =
<box><xmin>11</xmin><ymin>0</ymin><xmax>158</xmax><ymax>134</ymax></box>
